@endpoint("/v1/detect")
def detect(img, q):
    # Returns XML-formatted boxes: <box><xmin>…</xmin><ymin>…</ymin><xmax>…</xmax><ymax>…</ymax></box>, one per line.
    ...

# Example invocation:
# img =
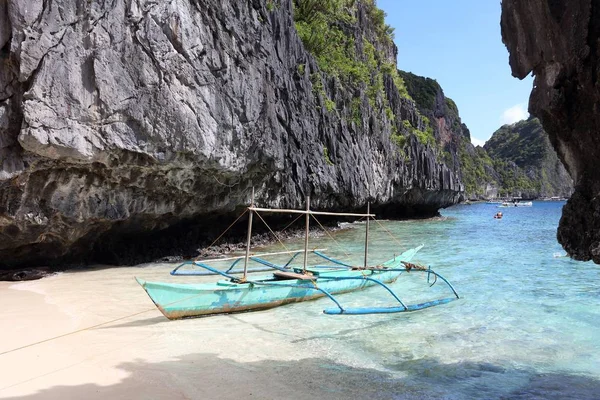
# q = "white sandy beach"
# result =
<box><xmin>0</xmin><ymin>263</ymin><xmax>419</xmax><ymax>400</ymax></box>
<box><xmin>2</xmin><ymin>209</ymin><xmax>600</xmax><ymax>400</ymax></box>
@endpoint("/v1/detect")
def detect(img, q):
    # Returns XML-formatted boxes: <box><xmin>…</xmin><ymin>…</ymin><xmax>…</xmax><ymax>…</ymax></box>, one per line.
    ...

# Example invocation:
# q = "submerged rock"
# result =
<box><xmin>501</xmin><ymin>0</ymin><xmax>600</xmax><ymax>263</ymax></box>
<box><xmin>0</xmin><ymin>267</ymin><xmax>53</xmax><ymax>281</ymax></box>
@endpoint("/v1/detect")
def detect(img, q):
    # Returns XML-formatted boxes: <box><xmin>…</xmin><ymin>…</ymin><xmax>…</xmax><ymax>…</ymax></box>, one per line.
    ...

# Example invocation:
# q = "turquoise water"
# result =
<box><xmin>263</xmin><ymin>201</ymin><xmax>600</xmax><ymax>399</ymax></box>
<box><xmin>5</xmin><ymin>201</ymin><xmax>599</xmax><ymax>399</ymax></box>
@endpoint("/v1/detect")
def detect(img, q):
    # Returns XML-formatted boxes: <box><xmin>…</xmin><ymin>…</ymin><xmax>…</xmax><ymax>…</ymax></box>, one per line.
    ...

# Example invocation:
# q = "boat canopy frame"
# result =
<box><xmin>171</xmin><ymin>249</ymin><xmax>331</xmax><ymax>276</ymax></box>
<box><xmin>171</xmin><ymin>247</ymin><xmax>459</xmax><ymax>315</ymax></box>
<box><xmin>169</xmin><ymin>193</ymin><xmax>459</xmax><ymax>315</ymax></box>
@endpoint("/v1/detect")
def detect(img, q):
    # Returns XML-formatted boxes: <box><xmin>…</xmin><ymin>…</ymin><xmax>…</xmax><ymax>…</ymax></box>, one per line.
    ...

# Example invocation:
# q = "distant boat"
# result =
<box><xmin>542</xmin><ymin>196</ymin><xmax>568</xmax><ymax>201</ymax></box>
<box><xmin>516</xmin><ymin>201</ymin><xmax>533</xmax><ymax>207</ymax></box>
<box><xmin>136</xmin><ymin>195</ymin><xmax>459</xmax><ymax>319</ymax></box>
<box><xmin>498</xmin><ymin>201</ymin><xmax>533</xmax><ymax>207</ymax></box>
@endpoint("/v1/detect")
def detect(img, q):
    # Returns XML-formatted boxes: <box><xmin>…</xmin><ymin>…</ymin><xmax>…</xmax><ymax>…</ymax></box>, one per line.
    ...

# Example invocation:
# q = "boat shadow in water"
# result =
<box><xmin>227</xmin><ymin>315</ymin><xmax>298</xmax><ymax>338</ymax></box>
<box><xmin>290</xmin><ymin>315</ymin><xmax>404</xmax><ymax>344</ymax></box>
<box><xmin>3</xmin><ymin>353</ymin><xmax>598</xmax><ymax>399</ymax></box>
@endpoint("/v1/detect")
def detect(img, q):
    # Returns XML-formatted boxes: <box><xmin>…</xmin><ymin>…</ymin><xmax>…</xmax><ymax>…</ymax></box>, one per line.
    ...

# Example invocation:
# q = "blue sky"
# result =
<box><xmin>378</xmin><ymin>0</ymin><xmax>533</xmax><ymax>146</ymax></box>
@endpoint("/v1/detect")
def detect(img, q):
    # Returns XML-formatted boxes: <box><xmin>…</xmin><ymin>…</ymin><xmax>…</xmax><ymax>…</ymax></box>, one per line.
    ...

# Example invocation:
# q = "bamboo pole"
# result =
<box><xmin>248</xmin><ymin>207</ymin><xmax>374</xmax><ymax>218</ymax></box>
<box><xmin>243</xmin><ymin>187</ymin><xmax>254</xmax><ymax>280</ymax></box>
<box><xmin>195</xmin><ymin>248</ymin><xmax>327</xmax><ymax>263</ymax></box>
<box><xmin>303</xmin><ymin>196</ymin><xmax>310</xmax><ymax>273</ymax></box>
<box><xmin>364</xmin><ymin>202</ymin><xmax>370</xmax><ymax>268</ymax></box>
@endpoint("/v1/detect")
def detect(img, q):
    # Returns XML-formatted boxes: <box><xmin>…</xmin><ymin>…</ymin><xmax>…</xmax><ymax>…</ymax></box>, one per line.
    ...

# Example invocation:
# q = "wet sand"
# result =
<box><xmin>0</xmin><ymin>263</ymin><xmax>418</xmax><ymax>400</ymax></box>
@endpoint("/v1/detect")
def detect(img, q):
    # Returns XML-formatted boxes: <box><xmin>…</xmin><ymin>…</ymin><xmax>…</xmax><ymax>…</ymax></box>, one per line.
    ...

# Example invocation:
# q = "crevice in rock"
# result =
<box><xmin>587</xmin><ymin>0</ymin><xmax>600</xmax><ymax>84</ymax></box>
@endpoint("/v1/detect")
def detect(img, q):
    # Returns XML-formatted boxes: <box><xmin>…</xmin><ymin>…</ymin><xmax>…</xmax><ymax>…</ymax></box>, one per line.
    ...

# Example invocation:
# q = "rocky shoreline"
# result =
<box><xmin>0</xmin><ymin>219</ymin><xmax>351</xmax><ymax>281</ymax></box>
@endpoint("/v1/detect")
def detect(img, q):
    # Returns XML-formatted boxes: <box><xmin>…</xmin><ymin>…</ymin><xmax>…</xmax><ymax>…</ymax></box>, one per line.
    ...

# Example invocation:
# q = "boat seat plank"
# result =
<box><xmin>273</xmin><ymin>271</ymin><xmax>317</xmax><ymax>281</ymax></box>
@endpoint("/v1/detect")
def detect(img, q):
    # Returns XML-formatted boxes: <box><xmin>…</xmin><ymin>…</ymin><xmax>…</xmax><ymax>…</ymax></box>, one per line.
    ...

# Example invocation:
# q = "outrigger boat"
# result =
<box><xmin>136</xmin><ymin>194</ymin><xmax>459</xmax><ymax>319</ymax></box>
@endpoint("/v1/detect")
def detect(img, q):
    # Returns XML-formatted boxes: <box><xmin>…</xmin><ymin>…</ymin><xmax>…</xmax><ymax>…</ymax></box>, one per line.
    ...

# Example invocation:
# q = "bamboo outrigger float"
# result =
<box><xmin>136</xmin><ymin>193</ymin><xmax>459</xmax><ymax>319</ymax></box>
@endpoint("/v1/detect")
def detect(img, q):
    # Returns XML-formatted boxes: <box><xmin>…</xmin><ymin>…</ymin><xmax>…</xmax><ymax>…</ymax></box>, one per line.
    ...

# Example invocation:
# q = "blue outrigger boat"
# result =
<box><xmin>137</xmin><ymin>195</ymin><xmax>459</xmax><ymax>319</ymax></box>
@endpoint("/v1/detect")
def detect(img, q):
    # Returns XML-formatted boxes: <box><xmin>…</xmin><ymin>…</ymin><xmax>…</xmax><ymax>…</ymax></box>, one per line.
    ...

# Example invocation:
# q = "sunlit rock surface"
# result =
<box><xmin>0</xmin><ymin>0</ymin><xmax>462</xmax><ymax>270</ymax></box>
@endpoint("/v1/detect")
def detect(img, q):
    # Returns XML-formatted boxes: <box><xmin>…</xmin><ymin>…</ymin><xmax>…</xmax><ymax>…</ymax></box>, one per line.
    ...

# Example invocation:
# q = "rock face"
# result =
<box><xmin>399</xmin><ymin>71</ymin><xmax>500</xmax><ymax>200</ymax></box>
<box><xmin>501</xmin><ymin>0</ymin><xmax>600</xmax><ymax>262</ymax></box>
<box><xmin>0</xmin><ymin>0</ymin><xmax>462</xmax><ymax>270</ymax></box>
<box><xmin>399</xmin><ymin>71</ymin><xmax>471</xmax><ymax>175</ymax></box>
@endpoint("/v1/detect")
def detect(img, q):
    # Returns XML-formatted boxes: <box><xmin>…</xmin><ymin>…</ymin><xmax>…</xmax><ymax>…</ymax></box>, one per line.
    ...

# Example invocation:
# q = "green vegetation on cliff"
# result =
<box><xmin>399</xmin><ymin>71</ymin><xmax>439</xmax><ymax>111</ymax></box>
<box><xmin>402</xmin><ymin>118</ymin><xmax>435</xmax><ymax>147</ymax></box>
<box><xmin>293</xmin><ymin>0</ymin><xmax>408</xmax><ymax>97</ymax></box>
<box><xmin>485</xmin><ymin>118</ymin><xmax>546</xmax><ymax>167</ymax></box>
<box><xmin>399</xmin><ymin>70</ymin><xmax>484</xmax><ymax>192</ymax></box>
<box><xmin>459</xmin><ymin>144</ymin><xmax>495</xmax><ymax>195</ymax></box>
<box><xmin>484</xmin><ymin>118</ymin><xmax>572</xmax><ymax>197</ymax></box>
<box><xmin>293</xmin><ymin>0</ymin><xmax>435</xmax><ymax>147</ymax></box>
<box><xmin>399</xmin><ymin>71</ymin><xmax>463</xmax><ymax>145</ymax></box>
<box><xmin>400</xmin><ymin>72</ymin><xmax>459</xmax><ymax>119</ymax></box>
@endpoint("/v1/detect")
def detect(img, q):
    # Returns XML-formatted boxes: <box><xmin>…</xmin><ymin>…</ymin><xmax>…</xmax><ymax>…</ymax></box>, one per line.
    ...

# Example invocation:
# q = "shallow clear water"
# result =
<box><xmin>260</xmin><ymin>201</ymin><xmax>600</xmax><ymax>398</ymax></box>
<box><xmin>3</xmin><ymin>201</ymin><xmax>599</xmax><ymax>399</ymax></box>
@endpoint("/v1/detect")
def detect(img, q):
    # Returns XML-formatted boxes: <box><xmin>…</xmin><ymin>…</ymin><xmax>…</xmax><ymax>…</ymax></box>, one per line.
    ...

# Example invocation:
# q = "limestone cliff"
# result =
<box><xmin>0</xmin><ymin>0</ymin><xmax>462</xmax><ymax>270</ymax></box>
<box><xmin>399</xmin><ymin>71</ymin><xmax>500</xmax><ymax>199</ymax></box>
<box><xmin>501</xmin><ymin>0</ymin><xmax>600</xmax><ymax>262</ymax></box>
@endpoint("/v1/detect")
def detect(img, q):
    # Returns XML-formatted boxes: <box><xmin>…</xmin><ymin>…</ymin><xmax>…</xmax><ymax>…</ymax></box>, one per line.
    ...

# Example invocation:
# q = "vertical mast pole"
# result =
<box><xmin>303</xmin><ymin>196</ymin><xmax>310</xmax><ymax>273</ymax></box>
<box><xmin>364</xmin><ymin>202</ymin><xmax>370</xmax><ymax>268</ymax></box>
<box><xmin>243</xmin><ymin>187</ymin><xmax>255</xmax><ymax>281</ymax></box>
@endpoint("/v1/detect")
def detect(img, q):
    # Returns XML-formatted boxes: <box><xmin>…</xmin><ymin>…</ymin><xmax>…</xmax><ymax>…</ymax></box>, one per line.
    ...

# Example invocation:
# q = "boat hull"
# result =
<box><xmin>137</xmin><ymin>268</ymin><xmax>402</xmax><ymax>319</ymax></box>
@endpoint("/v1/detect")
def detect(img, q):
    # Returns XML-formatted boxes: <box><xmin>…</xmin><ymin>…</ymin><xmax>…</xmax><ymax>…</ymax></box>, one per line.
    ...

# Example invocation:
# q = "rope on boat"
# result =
<box><xmin>371</xmin><ymin>218</ymin><xmax>433</xmax><ymax>267</ymax></box>
<box><xmin>280</xmin><ymin>213</ymin><xmax>304</xmax><ymax>234</ymax></box>
<box><xmin>0</xmin><ymin>269</ymin><xmax>256</xmax><ymax>357</ymax></box>
<box><xmin>401</xmin><ymin>261</ymin><xmax>428</xmax><ymax>272</ymax></box>
<box><xmin>189</xmin><ymin>202</ymin><xmax>413</xmax><ymax>273</ymax></box>
<box><xmin>194</xmin><ymin>208</ymin><xmax>249</xmax><ymax>262</ymax></box>
<box><xmin>374</xmin><ymin>218</ymin><xmax>404</xmax><ymax>249</ymax></box>
<box><xmin>312</xmin><ymin>251</ymin><xmax>352</xmax><ymax>267</ymax></box>
<box><xmin>310</xmin><ymin>214</ymin><xmax>353</xmax><ymax>257</ymax></box>
<box><xmin>254</xmin><ymin>211</ymin><xmax>289</xmax><ymax>251</ymax></box>
<box><xmin>0</xmin><ymin>307</ymin><xmax>158</xmax><ymax>357</ymax></box>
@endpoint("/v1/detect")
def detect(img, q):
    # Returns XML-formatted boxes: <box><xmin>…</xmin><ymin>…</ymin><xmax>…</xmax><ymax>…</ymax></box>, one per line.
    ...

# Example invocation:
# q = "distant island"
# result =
<box><xmin>399</xmin><ymin>71</ymin><xmax>573</xmax><ymax>200</ymax></box>
<box><xmin>481</xmin><ymin>117</ymin><xmax>573</xmax><ymax>200</ymax></box>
